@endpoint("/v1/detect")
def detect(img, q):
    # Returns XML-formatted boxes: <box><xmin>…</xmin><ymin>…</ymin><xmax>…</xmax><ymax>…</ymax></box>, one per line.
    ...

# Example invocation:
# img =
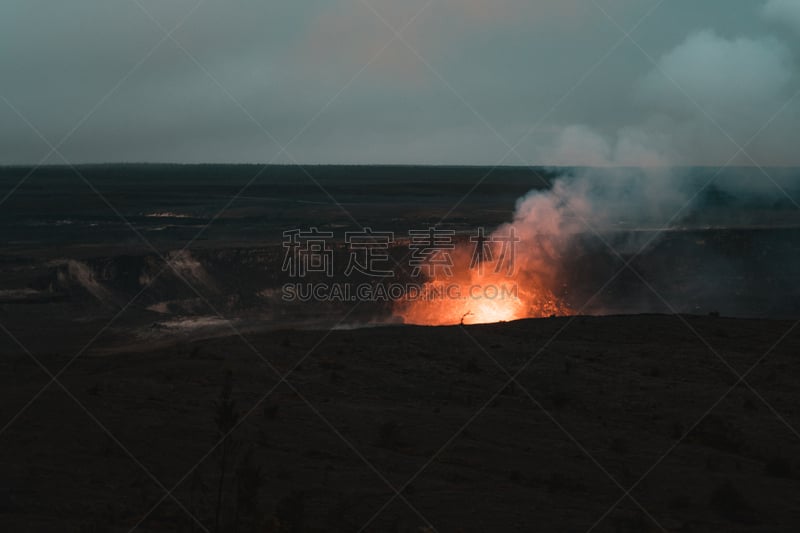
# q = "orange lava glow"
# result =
<box><xmin>394</xmin><ymin>244</ymin><xmax>571</xmax><ymax>326</ymax></box>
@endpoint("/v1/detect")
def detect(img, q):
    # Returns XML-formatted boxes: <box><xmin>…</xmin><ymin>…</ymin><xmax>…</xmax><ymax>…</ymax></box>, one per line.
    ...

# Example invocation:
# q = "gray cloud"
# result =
<box><xmin>0</xmin><ymin>0</ymin><xmax>798</xmax><ymax>165</ymax></box>
<box><xmin>637</xmin><ymin>30</ymin><xmax>791</xmax><ymax>116</ymax></box>
<box><xmin>536</xmin><ymin>20</ymin><xmax>800</xmax><ymax>167</ymax></box>
<box><xmin>763</xmin><ymin>0</ymin><xmax>800</xmax><ymax>34</ymax></box>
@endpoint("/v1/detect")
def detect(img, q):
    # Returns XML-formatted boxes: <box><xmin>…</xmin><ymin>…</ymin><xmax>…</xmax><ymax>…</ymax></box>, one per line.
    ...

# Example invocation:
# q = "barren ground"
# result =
<box><xmin>1</xmin><ymin>314</ymin><xmax>799</xmax><ymax>532</ymax></box>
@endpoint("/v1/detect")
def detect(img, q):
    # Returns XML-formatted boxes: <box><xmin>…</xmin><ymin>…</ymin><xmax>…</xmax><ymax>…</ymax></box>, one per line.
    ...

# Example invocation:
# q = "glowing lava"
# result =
<box><xmin>394</xmin><ymin>244</ymin><xmax>570</xmax><ymax>326</ymax></box>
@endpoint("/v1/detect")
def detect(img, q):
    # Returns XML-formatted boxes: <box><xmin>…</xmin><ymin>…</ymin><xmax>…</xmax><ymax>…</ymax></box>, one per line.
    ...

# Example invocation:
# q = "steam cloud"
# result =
<box><xmin>496</xmin><ymin>0</ymin><xmax>800</xmax><ymax>311</ymax></box>
<box><xmin>488</xmin><ymin>161</ymin><xmax>799</xmax><ymax>318</ymax></box>
<box><xmin>502</xmin><ymin>4</ymin><xmax>800</xmax><ymax>315</ymax></box>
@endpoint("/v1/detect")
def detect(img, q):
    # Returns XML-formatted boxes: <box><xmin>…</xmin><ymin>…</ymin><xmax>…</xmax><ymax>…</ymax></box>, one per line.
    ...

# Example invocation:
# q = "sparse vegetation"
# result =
<box><xmin>546</xmin><ymin>472</ymin><xmax>586</xmax><ymax>494</ymax></box>
<box><xmin>459</xmin><ymin>358</ymin><xmax>482</xmax><ymax>374</ymax></box>
<box><xmin>5</xmin><ymin>315</ymin><xmax>800</xmax><ymax>531</ymax></box>
<box><xmin>688</xmin><ymin>415</ymin><xmax>745</xmax><ymax>453</ymax></box>
<box><xmin>214</xmin><ymin>370</ymin><xmax>240</xmax><ymax>533</ymax></box>
<box><xmin>232</xmin><ymin>448</ymin><xmax>264</xmax><ymax>533</ymax></box>
<box><xmin>275</xmin><ymin>490</ymin><xmax>305</xmax><ymax>533</ymax></box>
<box><xmin>609</xmin><ymin>437</ymin><xmax>629</xmax><ymax>455</ymax></box>
<box><xmin>375</xmin><ymin>420</ymin><xmax>402</xmax><ymax>449</ymax></box>
<box><xmin>709</xmin><ymin>480</ymin><xmax>759</xmax><ymax>524</ymax></box>
<box><xmin>668</xmin><ymin>493</ymin><xmax>691</xmax><ymax>510</ymax></box>
<box><xmin>547</xmin><ymin>389</ymin><xmax>571</xmax><ymax>410</ymax></box>
<box><xmin>764</xmin><ymin>456</ymin><xmax>794</xmax><ymax>479</ymax></box>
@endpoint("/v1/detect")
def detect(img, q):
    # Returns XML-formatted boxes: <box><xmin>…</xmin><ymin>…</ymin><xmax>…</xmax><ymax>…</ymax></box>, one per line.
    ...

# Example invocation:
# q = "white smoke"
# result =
<box><xmin>541</xmin><ymin>124</ymin><xmax>675</xmax><ymax>167</ymax></box>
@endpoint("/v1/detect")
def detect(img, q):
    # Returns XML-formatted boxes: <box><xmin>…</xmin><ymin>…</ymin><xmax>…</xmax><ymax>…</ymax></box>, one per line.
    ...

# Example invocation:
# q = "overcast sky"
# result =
<box><xmin>1</xmin><ymin>0</ymin><xmax>799</xmax><ymax>165</ymax></box>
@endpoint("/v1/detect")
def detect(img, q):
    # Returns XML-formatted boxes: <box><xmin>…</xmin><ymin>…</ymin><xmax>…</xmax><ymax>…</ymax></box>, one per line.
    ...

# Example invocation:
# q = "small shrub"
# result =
<box><xmin>546</xmin><ymin>472</ymin><xmax>586</xmax><ymax>493</ymax></box>
<box><xmin>233</xmin><ymin>447</ymin><xmax>264</xmax><ymax>531</ymax></box>
<box><xmin>609</xmin><ymin>437</ymin><xmax>629</xmax><ymax>455</ymax></box>
<box><xmin>214</xmin><ymin>370</ymin><xmax>240</xmax><ymax>533</ymax></box>
<box><xmin>263</xmin><ymin>403</ymin><xmax>279</xmax><ymax>420</ymax></box>
<box><xmin>688</xmin><ymin>415</ymin><xmax>745</xmax><ymax>453</ymax></box>
<box><xmin>375</xmin><ymin>421</ymin><xmax>402</xmax><ymax>449</ymax></box>
<box><xmin>548</xmin><ymin>389</ymin><xmax>570</xmax><ymax>409</ymax></box>
<box><xmin>78</xmin><ymin>519</ymin><xmax>111</xmax><ymax>533</ymax></box>
<box><xmin>709</xmin><ymin>480</ymin><xmax>759</xmax><ymax>524</ymax></box>
<box><xmin>459</xmin><ymin>358</ymin><xmax>482</xmax><ymax>374</ymax></box>
<box><xmin>668</xmin><ymin>493</ymin><xmax>691</xmax><ymax>510</ymax></box>
<box><xmin>275</xmin><ymin>490</ymin><xmax>305</xmax><ymax>533</ymax></box>
<box><xmin>764</xmin><ymin>456</ymin><xmax>794</xmax><ymax>479</ymax></box>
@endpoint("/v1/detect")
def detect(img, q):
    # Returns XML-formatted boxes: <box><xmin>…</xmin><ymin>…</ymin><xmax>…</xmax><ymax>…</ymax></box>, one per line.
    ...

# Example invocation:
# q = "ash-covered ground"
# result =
<box><xmin>1</xmin><ymin>165</ymin><xmax>800</xmax><ymax>532</ymax></box>
<box><xmin>1</xmin><ymin>316</ymin><xmax>800</xmax><ymax>532</ymax></box>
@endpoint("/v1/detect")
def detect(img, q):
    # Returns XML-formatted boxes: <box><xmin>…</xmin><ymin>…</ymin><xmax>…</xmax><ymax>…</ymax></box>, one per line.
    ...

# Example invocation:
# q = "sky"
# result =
<box><xmin>1</xmin><ymin>0</ymin><xmax>799</xmax><ymax>165</ymax></box>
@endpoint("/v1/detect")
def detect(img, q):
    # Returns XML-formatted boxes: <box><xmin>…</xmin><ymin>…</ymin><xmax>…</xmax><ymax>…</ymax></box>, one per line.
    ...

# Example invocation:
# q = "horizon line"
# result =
<box><xmin>1</xmin><ymin>163</ymin><xmax>798</xmax><ymax>169</ymax></box>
